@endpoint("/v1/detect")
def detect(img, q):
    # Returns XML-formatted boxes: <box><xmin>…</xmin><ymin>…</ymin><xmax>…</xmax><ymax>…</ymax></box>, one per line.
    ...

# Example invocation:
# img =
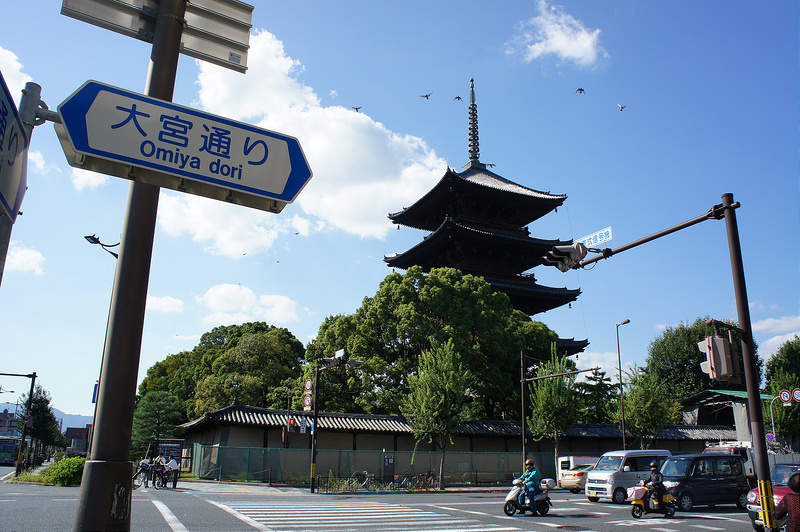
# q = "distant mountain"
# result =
<box><xmin>0</xmin><ymin>402</ymin><xmax>93</xmax><ymax>432</ymax></box>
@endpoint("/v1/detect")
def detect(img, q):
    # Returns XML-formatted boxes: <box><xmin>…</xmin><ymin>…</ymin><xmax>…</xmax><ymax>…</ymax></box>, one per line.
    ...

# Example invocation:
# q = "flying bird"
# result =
<box><xmin>420</xmin><ymin>92</ymin><xmax>433</xmax><ymax>99</ymax></box>
<box><xmin>352</xmin><ymin>106</ymin><xmax>362</xmax><ymax>112</ymax></box>
<box><xmin>486</xmin><ymin>163</ymin><xmax>496</xmax><ymax>168</ymax></box>
<box><xmin>576</xmin><ymin>88</ymin><xmax>585</xmax><ymax>94</ymax></box>
<box><xmin>618</xmin><ymin>104</ymin><xmax>627</xmax><ymax>111</ymax></box>
<box><xmin>453</xmin><ymin>96</ymin><xmax>462</xmax><ymax>101</ymax></box>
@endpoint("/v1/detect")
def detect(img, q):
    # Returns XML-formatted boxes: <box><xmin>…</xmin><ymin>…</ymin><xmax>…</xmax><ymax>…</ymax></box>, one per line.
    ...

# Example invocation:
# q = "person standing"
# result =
<box><xmin>165</xmin><ymin>455</ymin><xmax>179</xmax><ymax>489</ymax></box>
<box><xmin>775</xmin><ymin>473</ymin><xmax>800</xmax><ymax>532</ymax></box>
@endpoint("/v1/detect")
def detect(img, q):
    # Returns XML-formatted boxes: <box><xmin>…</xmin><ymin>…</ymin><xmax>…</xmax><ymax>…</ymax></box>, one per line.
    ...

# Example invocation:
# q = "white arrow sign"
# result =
<box><xmin>57</xmin><ymin>81</ymin><xmax>312</xmax><ymax>211</ymax></box>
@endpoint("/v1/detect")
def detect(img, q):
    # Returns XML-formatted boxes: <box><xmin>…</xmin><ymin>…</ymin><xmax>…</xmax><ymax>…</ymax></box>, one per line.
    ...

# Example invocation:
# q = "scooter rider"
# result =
<box><xmin>516</xmin><ymin>459</ymin><xmax>541</xmax><ymax>505</ymax></box>
<box><xmin>644</xmin><ymin>461</ymin><xmax>665</xmax><ymax>511</ymax></box>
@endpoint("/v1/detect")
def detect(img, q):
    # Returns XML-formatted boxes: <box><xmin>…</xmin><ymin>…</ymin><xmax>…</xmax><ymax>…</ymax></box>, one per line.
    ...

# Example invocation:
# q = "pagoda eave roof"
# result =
<box><xmin>384</xmin><ymin>218</ymin><xmax>570</xmax><ymax>271</ymax></box>
<box><xmin>389</xmin><ymin>167</ymin><xmax>566</xmax><ymax>231</ymax></box>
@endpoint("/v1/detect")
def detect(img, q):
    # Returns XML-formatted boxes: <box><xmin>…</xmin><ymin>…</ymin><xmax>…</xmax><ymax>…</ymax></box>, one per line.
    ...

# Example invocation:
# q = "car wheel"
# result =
<box><xmin>570</xmin><ymin>488</ymin><xmax>580</xmax><ymax>494</ymax></box>
<box><xmin>678</xmin><ymin>492</ymin><xmax>694</xmax><ymax>512</ymax></box>
<box><xmin>612</xmin><ymin>488</ymin><xmax>627</xmax><ymax>504</ymax></box>
<box><xmin>750</xmin><ymin>519</ymin><xmax>765</xmax><ymax>532</ymax></box>
<box><xmin>737</xmin><ymin>491</ymin><xmax>748</xmax><ymax>510</ymax></box>
<box><xmin>587</xmin><ymin>496</ymin><xmax>599</xmax><ymax>502</ymax></box>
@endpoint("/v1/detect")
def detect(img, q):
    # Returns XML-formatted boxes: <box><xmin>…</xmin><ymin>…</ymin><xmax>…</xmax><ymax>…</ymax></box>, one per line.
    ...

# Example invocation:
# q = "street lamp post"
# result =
<box><xmin>84</xmin><ymin>234</ymin><xmax>120</xmax><ymax>259</ymax></box>
<box><xmin>616</xmin><ymin>319</ymin><xmax>630</xmax><ymax>450</ymax></box>
<box><xmin>309</xmin><ymin>352</ymin><xmax>363</xmax><ymax>493</ymax></box>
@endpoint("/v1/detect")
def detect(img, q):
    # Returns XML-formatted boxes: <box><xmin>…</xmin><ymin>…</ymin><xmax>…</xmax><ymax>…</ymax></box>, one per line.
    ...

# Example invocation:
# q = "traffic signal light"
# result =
<box><xmin>541</xmin><ymin>242</ymin><xmax>588</xmax><ymax>272</ymax></box>
<box><xmin>698</xmin><ymin>336</ymin><xmax>734</xmax><ymax>381</ymax></box>
<box><xmin>288</xmin><ymin>418</ymin><xmax>297</xmax><ymax>432</ymax></box>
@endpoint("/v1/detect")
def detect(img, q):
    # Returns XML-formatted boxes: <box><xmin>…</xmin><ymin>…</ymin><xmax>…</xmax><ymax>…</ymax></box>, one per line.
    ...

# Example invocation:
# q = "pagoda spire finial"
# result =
<box><xmin>463</xmin><ymin>78</ymin><xmax>486</xmax><ymax>171</ymax></box>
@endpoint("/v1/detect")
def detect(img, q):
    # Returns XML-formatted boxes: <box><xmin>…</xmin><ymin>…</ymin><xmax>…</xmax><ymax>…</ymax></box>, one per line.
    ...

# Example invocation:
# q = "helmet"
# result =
<box><xmin>650</xmin><ymin>461</ymin><xmax>659</xmax><ymax>470</ymax></box>
<box><xmin>525</xmin><ymin>459</ymin><xmax>534</xmax><ymax>467</ymax></box>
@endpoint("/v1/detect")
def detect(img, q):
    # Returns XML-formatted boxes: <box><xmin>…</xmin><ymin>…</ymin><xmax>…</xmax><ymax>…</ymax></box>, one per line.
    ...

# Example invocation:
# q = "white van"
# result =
<box><xmin>556</xmin><ymin>455</ymin><xmax>599</xmax><ymax>486</ymax></box>
<box><xmin>585</xmin><ymin>449</ymin><xmax>671</xmax><ymax>503</ymax></box>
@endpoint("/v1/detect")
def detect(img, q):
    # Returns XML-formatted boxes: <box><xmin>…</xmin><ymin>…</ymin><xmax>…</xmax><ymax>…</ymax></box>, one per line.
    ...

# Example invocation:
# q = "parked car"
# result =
<box><xmin>660</xmin><ymin>453</ymin><xmax>750</xmax><ymax>511</ymax></box>
<box><xmin>585</xmin><ymin>449</ymin><xmax>671</xmax><ymax>503</ymax></box>
<box><xmin>556</xmin><ymin>455</ymin><xmax>599</xmax><ymax>486</ymax></box>
<box><xmin>746</xmin><ymin>462</ymin><xmax>800</xmax><ymax>532</ymax></box>
<box><xmin>560</xmin><ymin>464</ymin><xmax>594</xmax><ymax>493</ymax></box>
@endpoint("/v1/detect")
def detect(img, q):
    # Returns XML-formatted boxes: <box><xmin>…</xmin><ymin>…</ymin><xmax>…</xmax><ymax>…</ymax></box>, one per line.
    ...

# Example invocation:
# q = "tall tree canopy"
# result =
<box><xmin>527</xmin><ymin>345</ymin><xmax>581</xmax><ymax>467</ymax></box>
<box><xmin>305</xmin><ymin>266</ymin><xmax>561</xmax><ymax>418</ymax></box>
<box><xmin>131</xmin><ymin>391</ymin><xmax>184</xmax><ymax>459</ymax></box>
<box><xmin>575</xmin><ymin>368</ymin><xmax>616</xmax><ymax>424</ymax></box>
<box><xmin>616</xmin><ymin>367</ymin><xmax>681</xmax><ymax>448</ymax></box>
<box><xmin>401</xmin><ymin>338</ymin><xmax>470</xmax><ymax>489</ymax></box>
<box><xmin>763</xmin><ymin>335</ymin><xmax>800</xmax><ymax>449</ymax></box>
<box><xmin>18</xmin><ymin>384</ymin><xmax>67</xmax><ymax>452</ymax></box>
<box><xmin>645</xmin><ymin>316</ymin><xmax>762</xmax><ymax>403</ymax></box>
<box><xmin>138</xmin><ymin>322</ymin><xmax>305</xmax><ymax>418</ymax></box>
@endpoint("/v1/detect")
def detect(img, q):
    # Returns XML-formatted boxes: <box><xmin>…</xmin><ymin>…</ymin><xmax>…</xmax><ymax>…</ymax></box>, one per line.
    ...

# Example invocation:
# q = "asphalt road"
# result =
<box><xmin>0</xmin><ymin>477</ymin><xmax>758</xmax><ymax>532</ymax></box>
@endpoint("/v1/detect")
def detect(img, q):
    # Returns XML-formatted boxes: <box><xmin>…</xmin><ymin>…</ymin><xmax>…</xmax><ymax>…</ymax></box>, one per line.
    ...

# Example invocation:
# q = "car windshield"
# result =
<box><xmin>661</xmin><ymin>458</ymin><xmax>691</xmax><ymax>477</ymax></box>
<box><xmin>571</xmin><ymin>464</ymin><xmax>593</xmax><ymax>472</ymax></box>
<box><xmin>772</xmin><ymin>464</ymin><xmax>800</xmax><ymax>486</ymax></box>
<box><xmin>594</xmin><ymin>456</ymin><xmax>623</xmax><ymax>471</ymax></box>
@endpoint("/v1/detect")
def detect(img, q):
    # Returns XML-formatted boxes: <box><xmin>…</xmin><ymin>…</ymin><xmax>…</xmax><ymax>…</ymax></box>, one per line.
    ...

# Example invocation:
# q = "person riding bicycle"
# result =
<box><xmin>644</xmin><ymin>461</ymin><xmax>665</xmax><ymax>510</ymax></box>
<box><xmin>515</xmin><ymin>459</ymin><xmax>540</xmax><ymax>505</ymax></box>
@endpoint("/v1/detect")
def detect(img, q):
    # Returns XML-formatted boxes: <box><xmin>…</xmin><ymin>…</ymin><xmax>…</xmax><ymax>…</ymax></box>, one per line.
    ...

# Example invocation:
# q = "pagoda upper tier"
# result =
<box><xmin>388</xmin><ymin>165</ymin><xmax>566</xmax><ymax>232</ymax></box>
<box><xmin>385</xmin><ymin>218</ymin><xmax>572</xmax><ymax>275</ymax></box>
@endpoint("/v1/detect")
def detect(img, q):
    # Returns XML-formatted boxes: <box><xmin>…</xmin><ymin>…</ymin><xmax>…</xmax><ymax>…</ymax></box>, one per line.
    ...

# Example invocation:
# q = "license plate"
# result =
<box><xmin>589</xmin><ymin>491</ymin><xmax>597</xmax><ymax>497</ymax></box>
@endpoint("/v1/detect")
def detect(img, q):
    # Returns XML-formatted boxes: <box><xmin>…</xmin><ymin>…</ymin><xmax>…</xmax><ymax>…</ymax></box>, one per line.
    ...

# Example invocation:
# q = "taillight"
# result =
<box><xmin>576</xmin><ymin>472</ymin><xmax>584</xmax><ymax>477</ymax></box>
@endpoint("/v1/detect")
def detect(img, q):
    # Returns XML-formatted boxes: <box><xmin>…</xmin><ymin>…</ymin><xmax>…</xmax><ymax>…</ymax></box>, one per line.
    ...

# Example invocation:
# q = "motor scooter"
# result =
<box><xmin>628</xmin><ymin>483</ymin><xmax>676</xmax><ymax>519</ymax></box>
<box><xmin>503</xmin><ymin>478</ymin><xmax>554</xmax><ymax>516</ymax></box>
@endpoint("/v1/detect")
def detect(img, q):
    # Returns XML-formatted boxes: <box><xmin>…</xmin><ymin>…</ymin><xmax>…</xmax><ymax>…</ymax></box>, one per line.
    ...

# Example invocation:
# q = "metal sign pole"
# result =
<box><xmin>72</xmin><ymin>1</ymin><xmax>186</xmax><ymax>530</ymax></box>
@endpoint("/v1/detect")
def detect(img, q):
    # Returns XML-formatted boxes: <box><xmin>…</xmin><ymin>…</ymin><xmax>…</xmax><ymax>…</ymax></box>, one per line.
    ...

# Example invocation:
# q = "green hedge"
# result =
<box><xmin>43</xmin><ymin>457</ymin><xmax>85</xmax><ymax>486</ymax></box>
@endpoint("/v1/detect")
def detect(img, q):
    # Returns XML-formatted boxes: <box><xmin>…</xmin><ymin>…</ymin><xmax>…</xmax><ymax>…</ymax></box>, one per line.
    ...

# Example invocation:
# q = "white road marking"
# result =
<box><xmin>151</xmin><ymin>499</ymin><xmax>190</xmax><ymax>532</ymax></box>
<box><xmin>208</xmin><ymin>500</ymin><xmax>274</xmax><ymax>531</ymax></box>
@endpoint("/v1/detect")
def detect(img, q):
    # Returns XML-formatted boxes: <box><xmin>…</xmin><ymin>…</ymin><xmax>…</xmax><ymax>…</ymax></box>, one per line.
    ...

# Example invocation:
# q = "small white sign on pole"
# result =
<box><xmin>578</xmin><ymin>226</ymin><xmax>612</xmax><ymax>249</ymax></box>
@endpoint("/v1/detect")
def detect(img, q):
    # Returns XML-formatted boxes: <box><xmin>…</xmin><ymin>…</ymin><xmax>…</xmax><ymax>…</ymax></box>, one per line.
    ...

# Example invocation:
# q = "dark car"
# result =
<box><xmin>746</xmin><ymin>462</ymin><xmax>800</xmax><ymax>532</ymax></box>
<box><xmin>660</xmin><ymin>453</ymin><xmax>750</xmax><ymax>511</ymax></box>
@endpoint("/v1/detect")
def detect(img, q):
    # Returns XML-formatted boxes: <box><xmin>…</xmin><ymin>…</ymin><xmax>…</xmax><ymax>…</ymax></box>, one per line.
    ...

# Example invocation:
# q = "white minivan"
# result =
<box><xmin>585</xmin><ymin>449</ymin><xmax>671</xmax><ymax>503</ymax></box>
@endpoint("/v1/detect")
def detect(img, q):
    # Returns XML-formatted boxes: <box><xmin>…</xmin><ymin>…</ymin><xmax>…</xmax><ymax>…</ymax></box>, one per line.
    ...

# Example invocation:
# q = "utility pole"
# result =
<box><xmin>72</xmin><ymin>1</ymin><xmax>186</xmax><ymax>530</ymax></box>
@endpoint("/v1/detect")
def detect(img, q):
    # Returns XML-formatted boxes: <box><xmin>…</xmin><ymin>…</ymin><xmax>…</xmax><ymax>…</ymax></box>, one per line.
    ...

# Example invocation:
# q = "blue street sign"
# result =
<box><xmin>0</xmin><ymin>70</ymin><xmax>29</xmax><ymax>222</ymax></box>
<box><xmin>58</xmin><ymin>81</ymin><xmax>312</xmax><ymax>204</ymax></box>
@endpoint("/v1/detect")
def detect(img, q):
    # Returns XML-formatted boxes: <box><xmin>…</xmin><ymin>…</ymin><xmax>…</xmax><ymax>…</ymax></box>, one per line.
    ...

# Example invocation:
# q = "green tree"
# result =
<box><xmin>616</xmin><ymin>368</ymin><xmax>681</xmax><ymax>448</ymax></box>
<box><xmin>765</xmin><ymin>335</ymin><xmax>800</xmax><ymax>389</ymax></box>
<box><xmin>131</xmin><ymin>391</ymin><xmax>184</xmax><ymax>459</ymax></box>
<box><xmin>645</xmin><ymin>316</ymin><xmax>761</xmax><ymax>403</ymax></box>
<box><xmin>138</xmin><ymin>322</ymin><xmax>305</xmax><ymax>418</ymax></box>
<box><xmin>306</xmin><ymin>266</ymin><xmax>559</xmax><ymax>418</ymax></box>
<box><xmin>763</xmin><ymin>336</ymin><xmax>800</xmax><ymax>449</ymax></box>
<box><xmin>576</xmin><ymin>368</ymin><xmax>615</xmax><ymax>423</ymax></box>
<box><xmin>527</xmin><ymin>344</ymin><xmax>581</xmax><ymax>470</ymax></box>
<box><xmin>18</xmin><ymin>385</ymin><xmax>66</xmax><ymax>459</ymax></box>
<box><xmin>401</xmin><ymin>338</ymin><xmax>470</xmax><ymax>490</ymax></box>
<box><xmin>193</xmin><ymin>328</ymin><xmax>304</xmax><ymax>414</ymax></box>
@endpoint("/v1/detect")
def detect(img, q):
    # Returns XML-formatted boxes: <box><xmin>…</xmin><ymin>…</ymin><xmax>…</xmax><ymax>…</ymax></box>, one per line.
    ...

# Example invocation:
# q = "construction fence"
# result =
<box><xmin>190</xmin><ymin>443</ymin><xmax>555</xmax><ymax>486</ymax></box>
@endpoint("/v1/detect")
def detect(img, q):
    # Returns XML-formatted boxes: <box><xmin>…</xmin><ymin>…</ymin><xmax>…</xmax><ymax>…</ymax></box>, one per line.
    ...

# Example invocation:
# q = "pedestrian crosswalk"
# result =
<box><xmin>214</xmin><ymin>501</ymin><xmax>522</xmax><ymax>532</ymax></box>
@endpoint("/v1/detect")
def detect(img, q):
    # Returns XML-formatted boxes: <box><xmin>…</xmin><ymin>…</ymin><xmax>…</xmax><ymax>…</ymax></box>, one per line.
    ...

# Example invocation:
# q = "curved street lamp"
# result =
<box><xmin>616</xmin><ymin>318</ymin><xmax>631</xmax><ymax>449</ymax></box>
<box><xmin>84</xmin><ymin>234</ymin><xmax>119</xmax><ymax>259</ymax></box>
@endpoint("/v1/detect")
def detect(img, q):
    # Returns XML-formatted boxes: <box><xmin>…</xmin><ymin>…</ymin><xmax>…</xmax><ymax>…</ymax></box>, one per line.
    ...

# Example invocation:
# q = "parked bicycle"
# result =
<box><xmin>349</xmin><ymin>470</ymin><xmax>373</xmax><ymax>491</ymax></box>
<box><xmin>414</xmin><ymin>470</ymin><xmax>438</xmax><ymax>491</ymax></box>
<box><xmin>132</xmin><ymin>464</ymin><xmax>150</xmax><ymax>488</ymax></box>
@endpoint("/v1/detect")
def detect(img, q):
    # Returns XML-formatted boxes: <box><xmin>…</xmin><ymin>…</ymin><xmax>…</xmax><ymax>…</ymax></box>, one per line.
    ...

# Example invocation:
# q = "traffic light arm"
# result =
<box><xmin>578</xmin><ymin>201</ymin><xmax>732</xmax><ymax>269</ymax></box>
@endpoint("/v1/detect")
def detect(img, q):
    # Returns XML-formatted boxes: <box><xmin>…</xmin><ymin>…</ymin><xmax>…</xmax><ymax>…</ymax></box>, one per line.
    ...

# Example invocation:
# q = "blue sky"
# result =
<box><xmin>0</xmin><ymin>1</ymin><xmax>797</xmax><ymax>416</ymax></box>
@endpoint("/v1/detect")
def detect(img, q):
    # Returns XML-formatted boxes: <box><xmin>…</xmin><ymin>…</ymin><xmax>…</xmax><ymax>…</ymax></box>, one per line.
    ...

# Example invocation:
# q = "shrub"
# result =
<box><xmin>43</xmin><ymin>457</ymin><xmax>85</xmax><ymax>486</ymax></box>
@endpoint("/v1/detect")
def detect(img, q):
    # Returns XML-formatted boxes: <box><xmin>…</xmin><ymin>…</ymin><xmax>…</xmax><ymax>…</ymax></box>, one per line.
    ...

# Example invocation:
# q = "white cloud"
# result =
<box><xmin>506</xmin><ymin>0</ymin><xmax>607</xmax><ymax>68</ymax></box>
<box><xmin>759</xmin><ymin>332</ymin><xmax>799</xmax><ymax>361</ymax></box>
<box><xmin>70</xmin><ymin>167</ymin><xmax>109</xmax><ymax>190</ymax></box>
<box><xmin>752</xmin><ymin>315</ymin><xmax>800</xmax><ymax>334</ymax></box>
<box><xmin>27</xmin><ymin>151</ymin><xmax>61</xmax><ymax>176</ymax></box>
<box><xmin>6</xmin><ymin>241</ymin><xmax>44</xmax><ymax>275</ymax></box>
<box><xmin>0</xmin><ymin>47</ymin><xmax>32</xmax><ymax>102</ymax></box>
<box><xmin>197</xmin><ymin>283</ymin><xmax>299</xmax><ymax>326</ymax></box>
<box><xmin>572</xmin><ymin>350</ymin><xmax>634</xmax><ymax>384</ymax></box>
<box><xmin>146</xmin><ymin>295</ymin><xmax>184</xmax><ymax>313</ymax></box>
<box><xmin>184</xmin><ymin>29</ymin><xmax>444</xmax><ymax>249</ymax></box>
